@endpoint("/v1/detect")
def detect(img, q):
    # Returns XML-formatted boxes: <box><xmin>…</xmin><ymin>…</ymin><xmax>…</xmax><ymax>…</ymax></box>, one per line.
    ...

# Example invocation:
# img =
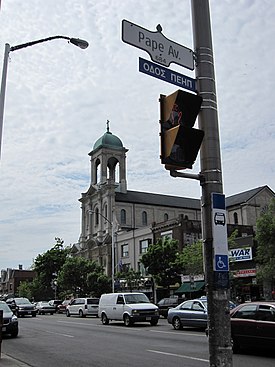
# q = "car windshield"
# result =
<box><xmin>15</xmin><ymin>298</ymin><xmax>31</xmax><ymax>305</ymax></box>
<box><xmin>0</xmin><ymin>302</ymin><xmax>12</xmax><ymax>312</ymax></box>
<box><xmin>124</xmin><ymin>294</ymin><xmax>150</xmax><ymax>304</ymax></box>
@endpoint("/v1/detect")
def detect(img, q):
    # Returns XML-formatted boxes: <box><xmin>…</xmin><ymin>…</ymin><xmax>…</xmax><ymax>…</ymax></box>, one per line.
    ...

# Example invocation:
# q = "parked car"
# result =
<box><xmin>57</xmin><ymin>299</ymin><xmax>71</xmax><ymax>314</ymax></box>
<box><xmin>6</xmin><ymin>297</ymin><xmax>36</xmax><ymax>317</ymax></box>
<box><xmin>0</xmin><ymin>301</ymin><xmax>19</xmax><ymax>337</ymax></box>
<box><xmin>98</xmin><ymin>292</ymin><xmax>159</xmax><ymax>326</ymax></box>
<box><xmin>230</xmin><ymin>301</ymin><xmax>275</xmax><ymax>353</ymax></box>
<box><xmin>48</xmin><ymin>300</ymin><xmax>62</xmax><ymax>312</ymax></box>
<box><xmin>66</xmin><ymin>297</ymin><xmax>99</xmax><ymax>318</ymax></box>
<box><xmin>157</xmin><ymin>297</ymin><xmax>183</xmax><ymax>318</ymax></box>
<box><xmin>167</xmin><ymin>297</ymin><xmax>208</xmax><ymax>330</ymax></box>
<box><xmin>35</xmin><ymin>301</ymin><xmax>56</xmax><ymax>315</ymax></box>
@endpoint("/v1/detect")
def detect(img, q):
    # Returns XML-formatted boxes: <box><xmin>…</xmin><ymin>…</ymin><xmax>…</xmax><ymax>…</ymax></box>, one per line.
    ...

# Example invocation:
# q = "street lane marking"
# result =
<box><xmin>45</xmin><ymin>330</ymin><xmax>74</xmax><ymax>338</ymax></box>
<box><xmin>150</xmin><ymin>330</ymin><xmax>205</xmax><ymax>337</ymax></box>
<box><xmin>147</xmin><ymin>350</ymin><xmax>208</xmax><ymax>363</ymax></box>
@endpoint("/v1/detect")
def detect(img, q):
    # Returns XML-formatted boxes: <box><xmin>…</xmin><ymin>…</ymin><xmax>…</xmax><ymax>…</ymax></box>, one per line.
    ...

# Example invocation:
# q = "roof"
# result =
<box><xmin>115</xmin><ymin>190</ymin><xmax>201</xmax><ymax>210</ymax></box>
<box><xmin>175</xmin><ymin>281</ymin><xmax>205</xmax><ymax>294</ymax></box>
<box><xmin>93</xmin><ymin>130</ymin><xmax>123</xmax><ymax>151</ymax></box>
<box><xmin>226</xmin><ymin>185</ymin><xmax>273</xmax><ymax>207</ymax></box>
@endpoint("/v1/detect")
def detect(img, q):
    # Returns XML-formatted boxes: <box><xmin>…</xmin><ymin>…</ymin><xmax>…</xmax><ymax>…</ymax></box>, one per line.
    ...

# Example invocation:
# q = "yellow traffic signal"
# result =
<box><xmin>159</xmin><ymin>90</ymin><xmax>204</xmax><ymax>170</ymax></box>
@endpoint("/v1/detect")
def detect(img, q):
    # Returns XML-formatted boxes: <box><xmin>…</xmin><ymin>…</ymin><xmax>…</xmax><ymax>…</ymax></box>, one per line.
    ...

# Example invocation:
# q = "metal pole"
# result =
<box><xmin>111</xmin><ymin>222</ymin><xmax>115</xmax><ymax>293</ymax></box>
<box><xmin>0</xmin><ymin>43</ymin><xmax>10</xmax><ymax>159</ymax></box>
<box><xmin>191</xmin><ymin>1</ymin><xmax>232</xmax><ymax>366</ymax></box>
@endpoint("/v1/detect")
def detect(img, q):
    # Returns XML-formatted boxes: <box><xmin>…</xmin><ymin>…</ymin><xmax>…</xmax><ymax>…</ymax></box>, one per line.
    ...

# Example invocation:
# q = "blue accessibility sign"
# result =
<box><xmin>139</xmin><ymin>57</ymin><xmax>196</xmax><ymax>92</ymax></box>
<box><xmin>215</xmin><ymin>254</ymin><xmax>229</xmax><ymax>272</ymax></box>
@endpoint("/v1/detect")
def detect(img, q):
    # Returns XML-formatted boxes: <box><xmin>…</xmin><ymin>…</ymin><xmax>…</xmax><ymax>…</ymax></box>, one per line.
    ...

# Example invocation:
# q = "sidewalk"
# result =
<box><xmin>0</xmin><ymin>353</ymin><xmax>30</xmax><ymax>366</ymax></box>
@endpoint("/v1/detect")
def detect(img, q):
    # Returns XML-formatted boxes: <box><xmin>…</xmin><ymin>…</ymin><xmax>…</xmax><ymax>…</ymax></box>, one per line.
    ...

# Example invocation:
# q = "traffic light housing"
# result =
<box><xmin>159</xmin><ymin>90</ymin><xmax>204</xmax><ymax>170</ymax></box>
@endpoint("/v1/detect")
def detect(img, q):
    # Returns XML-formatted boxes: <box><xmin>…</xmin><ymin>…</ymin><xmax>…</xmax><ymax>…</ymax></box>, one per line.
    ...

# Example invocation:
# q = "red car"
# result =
<box><xmin>230</xmin><ymin>301</ymin><xmax>275</xmax><ymax>353</ymax></box>
<box><xmin>56</xmin><ymin>300</ymin><xmax>71</xmax><ymax>314</ymax></box>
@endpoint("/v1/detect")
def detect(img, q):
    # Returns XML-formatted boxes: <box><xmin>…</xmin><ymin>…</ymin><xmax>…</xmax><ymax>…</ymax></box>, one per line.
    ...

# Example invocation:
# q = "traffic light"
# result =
<box><xmin>159</xmin><ymin>90</ymin><xmax>204</xmax><ymax>170</ymax></box>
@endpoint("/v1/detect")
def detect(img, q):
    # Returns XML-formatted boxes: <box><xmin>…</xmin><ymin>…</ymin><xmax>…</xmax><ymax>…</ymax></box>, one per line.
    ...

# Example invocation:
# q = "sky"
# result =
<box><xmin>0</xmin><ymin>0</ymin><xmax>274</xmax><ymax>271</ymax></box>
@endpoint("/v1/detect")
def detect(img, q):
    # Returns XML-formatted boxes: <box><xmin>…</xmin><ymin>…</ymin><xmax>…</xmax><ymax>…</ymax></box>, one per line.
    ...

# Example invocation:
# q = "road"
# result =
<box><xmin>2</xmin><ymin>314</ymin><xmax>275</xmax><ymax>367</ymax></box>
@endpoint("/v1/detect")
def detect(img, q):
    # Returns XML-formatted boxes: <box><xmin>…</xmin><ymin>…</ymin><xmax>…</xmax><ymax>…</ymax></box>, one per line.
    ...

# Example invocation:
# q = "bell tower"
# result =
<box><xmin>78</xmin><ymin>122</ymin><xmax>128</xmax><ymax>275</ymax></box>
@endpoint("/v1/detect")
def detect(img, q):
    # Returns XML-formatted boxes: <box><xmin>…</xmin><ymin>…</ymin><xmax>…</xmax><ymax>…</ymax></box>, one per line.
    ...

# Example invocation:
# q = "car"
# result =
<box><xmin>35</xmin><ymin>301</ymin><xmax>56</xmax><ymax>315</ymax></box>
<box><xmin>57</xmin><ymin>299</ymin><xmax>71</xmax><ymax>314</ymax></box>
<box><xmin>98</xmin><ymin>292</ymin><xmax>159</xmax><ymax>327</ymax></box>
<box><xmin>5</xmin><ymin>297</ymin><xmax>36</xmax><ymax>317</ymax></box>
<box><xmin>66</xmin><ymin>297</ymin><xmax>99</xmax><ymax>318</ymax></box>
<box><xmin>0</xmin><ymin>301</ymin><xmax>19</xmax><ymax>337</ymax></box>
<box><xmin>167</xmin><ymin>297</ymin><xmax>208</xmax><ymax>330</ymax></box>
<box><xmin>48</xmin><ymin>299</ymin><xmax>62</xmax><ymax>312</ymax></box>
<box><xmin>157</xmin><ymin>297</ymin><xmax>183</xmax><ymax>318</ymax></box>
<box><xmin>230</xmin><ymin>301</ymin><xmax>275</xmax><ymax>353</ymax></box>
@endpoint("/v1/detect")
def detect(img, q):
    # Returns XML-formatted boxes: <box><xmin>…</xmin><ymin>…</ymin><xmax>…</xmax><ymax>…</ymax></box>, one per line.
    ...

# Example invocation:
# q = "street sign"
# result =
<box><xmin>212</xmin><ymin>193</ymin><xmax>229</xmax><ymax>272</ymax></box>
<box><xmin>139</xmin><ymin>58</ymin><xmax>196</xmax><ymax>92</ymax></box>
<box><xmin>122</xmin><ymin>19</ymin><xmax>194</xmax><ymax>70</ymax></box>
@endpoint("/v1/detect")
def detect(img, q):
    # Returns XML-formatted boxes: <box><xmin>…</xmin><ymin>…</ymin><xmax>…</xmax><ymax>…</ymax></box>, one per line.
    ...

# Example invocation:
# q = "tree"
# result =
<box><xmin>115</xmin><ymin>269</ymin><xmax>142</xmax><ymax>292</ymax></box>
<box><xmin>32</xmin><ymin>238</ymin><xmax>69</xmax><ymax>299</ymax></box>
<box><xmin>57</xmin><ymin>256</ymin><xmax>109</xmax><ymax>297</ymax></box>
<box><xmin>255</xmin><ymin>198</ymin><xmax>275</xmax><ymax>299</ymax></box>
<box><xmin>176</xmin><ymin>240</ymin><xmax>203</xmax><ymax>275</ymax></box>
<box><xmin>141</xmin><ymin>237</ymin><xmax>181</xmax><ymax>289</ymax></box>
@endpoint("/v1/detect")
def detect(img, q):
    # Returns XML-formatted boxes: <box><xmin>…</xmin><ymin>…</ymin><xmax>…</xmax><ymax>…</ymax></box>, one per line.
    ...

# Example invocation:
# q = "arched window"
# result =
<box><xmin>95</xmin><ymin>207</ymin><xmax>99</xmax><ymax>225</ymax></box>
<box><xmin>234</xmin><ymin>212</ymin><xmax>238</xmax><ymax>224</ymax></box>
<box><xmin>121</xmin><ymin>209</ymin><xmax>126</xmax><ymax>225</ymax></box>
<box><xmin>164</xmin><ymin>213</ymin><xmax>169</xmax><ymax>221</ymax></box>
<box><xmin>142</xmin><ymin>211</ymin><xmax>148</xmax><ymax>226</ymax></box>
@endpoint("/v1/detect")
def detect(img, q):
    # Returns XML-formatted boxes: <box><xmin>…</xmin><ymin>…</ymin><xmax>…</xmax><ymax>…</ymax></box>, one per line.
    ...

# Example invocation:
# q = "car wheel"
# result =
<box><xmin>231</xmin><ymin>336</ymin><xmax>240</xmax><ymax>354</ymax></box>
<box><xmin>124</xmin><ymin>314</ymin><xmax>133</xmax><ymax>327</ymax></box>
<box><xmin>150</xmin><ymin>319</ymin><xmax>158</xmax><ymax>326</ymax></box>
<box><xmin>50</xmin><ymin>312</ymin><xmax>53</xmax><ymax>315</ymax></box>
<box><xmin>10</xmin><ymin>330</ymin><xmax>19</xmax><ymax>338</ymax></box>
<box><xmin>32</xmin><ymin>313</ymin><xmax>36</xmax><ymax>317</ymax></box>
<box><xmin>101</xmin><ymin>313</ymin><xmax>109</xmax><ymax>325</ymax></box>
<box><xmin>172</xmin><ymin>316</ymin><xmax>182</xmax><ymax>330</ymax></box>
<box><xmin>79</xmin><ymin>310</ymin><xmax>85</xmax><ymax>318</ymax></box>
<box><xmin>66</xmin><ymin>310</ymin><xmax>70</xmax><ymax>317</ymax></box>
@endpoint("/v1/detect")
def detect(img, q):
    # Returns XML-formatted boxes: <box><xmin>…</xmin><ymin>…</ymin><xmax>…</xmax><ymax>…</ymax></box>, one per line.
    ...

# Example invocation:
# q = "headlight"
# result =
<box><xmin>132</xmin><ymin>309</ymin><xmax>139</xmax><ymax>315</ymax></box>
<box><xmin>155</xmin><ymin>309</ymin><xmax>159</xmax><ymax>315</ymax></box>
<box><xmin>11</xmin><ymin>314</ymin><xmax>18</xmax><ymax>322</ymax></box>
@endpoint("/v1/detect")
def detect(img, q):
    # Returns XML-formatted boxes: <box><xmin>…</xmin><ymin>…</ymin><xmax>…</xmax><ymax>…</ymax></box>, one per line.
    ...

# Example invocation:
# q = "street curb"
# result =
<box><xmin>0</xmin><ymin>353</ymin><xmax>30</xmax><ymax>366</ymax></box>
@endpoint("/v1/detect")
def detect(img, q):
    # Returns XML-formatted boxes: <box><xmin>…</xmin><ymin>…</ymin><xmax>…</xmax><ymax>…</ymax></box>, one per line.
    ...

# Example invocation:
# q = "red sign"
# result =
<box><xmin>234</xmin><ymin>269</ymin><xmax>256</xmax><ymax>278</ymax></box>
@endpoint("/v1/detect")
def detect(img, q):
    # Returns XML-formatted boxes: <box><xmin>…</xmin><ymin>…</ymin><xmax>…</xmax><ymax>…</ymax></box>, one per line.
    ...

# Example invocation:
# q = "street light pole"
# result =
<box><xmin>89</xmin><ymin>210</ymin><xmax>116</xmax><ymax>293</ymax></box>
<box><xmin>191</xmin><ymin>1</ymin><xmax>232</xmax><ymax>366</ymax></box>
<box><xmin>0</xmin><ymin>35</ymin><xmax>89</xmax><ymax>158</ymax></box>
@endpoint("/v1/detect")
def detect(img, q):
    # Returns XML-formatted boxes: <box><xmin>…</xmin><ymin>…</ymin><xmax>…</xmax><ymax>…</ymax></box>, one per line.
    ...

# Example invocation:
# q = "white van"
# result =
<box><xmin>98</xmin><ymin>292</ymin><xmax>159</xmax><ymax>326</ymax></box>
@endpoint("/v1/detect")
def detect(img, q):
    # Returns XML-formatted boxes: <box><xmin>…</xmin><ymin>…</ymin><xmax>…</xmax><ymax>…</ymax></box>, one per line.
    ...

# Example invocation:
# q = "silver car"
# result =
<box><xmin>167</xmin><ymin>297</ymin><xmax>208</xmax><ymax>330</ymax></box>
<box><xmin>66</xmin><ymin>297</ymin><xmax>99</xmax><ymax>318</ymax></box>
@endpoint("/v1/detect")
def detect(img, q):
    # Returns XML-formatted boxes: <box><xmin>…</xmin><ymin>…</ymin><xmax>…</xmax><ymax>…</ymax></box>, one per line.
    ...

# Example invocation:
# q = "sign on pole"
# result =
<box><xmin>139</xmin><ymin>58</ymin><xmax>196</xmax><ymax>92</ymax></box>
<box><xmin>122</xmin><ymin>19</ymin><xmax>194</xmax><ymax>70</ymax></box>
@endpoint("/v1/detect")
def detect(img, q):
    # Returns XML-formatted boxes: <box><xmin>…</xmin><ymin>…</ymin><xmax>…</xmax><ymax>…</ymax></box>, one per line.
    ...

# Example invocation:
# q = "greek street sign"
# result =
<box><xmin>139</xmin><ymin>58</ymin><xmax>196</xmax><ymax>92</ymax></box>
<box><xmin>122</xmin><ymin>19</ymin><xmax>194</xmax><ymax>70</ymax></box>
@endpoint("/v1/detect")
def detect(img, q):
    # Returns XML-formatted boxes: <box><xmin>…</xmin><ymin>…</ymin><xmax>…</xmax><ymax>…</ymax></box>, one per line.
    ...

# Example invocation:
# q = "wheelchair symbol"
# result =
<box><xmin>215</xmin><ymin>255</ymin><xmax>228</xmax><ymax>271</ymax></box>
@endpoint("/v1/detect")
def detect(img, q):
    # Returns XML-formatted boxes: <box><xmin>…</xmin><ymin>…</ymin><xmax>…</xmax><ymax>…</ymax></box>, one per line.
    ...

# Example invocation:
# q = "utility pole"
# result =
<box><xmin>191</xmin><ymin>1</ymin><xmax>233</xmax><ymax>366</ymax></box>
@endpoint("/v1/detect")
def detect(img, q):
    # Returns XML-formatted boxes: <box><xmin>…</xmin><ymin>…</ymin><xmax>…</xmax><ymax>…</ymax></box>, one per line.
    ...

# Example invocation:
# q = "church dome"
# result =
<box><xmin>93</xmin><ymin>122</ymin><xmax>123</xmax><ymax>151</ymax></box>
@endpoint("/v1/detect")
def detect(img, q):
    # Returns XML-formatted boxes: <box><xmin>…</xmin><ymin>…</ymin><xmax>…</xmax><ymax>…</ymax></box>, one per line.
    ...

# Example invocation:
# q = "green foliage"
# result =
<box><xmin>58</xmin><ymin>256</ymin><xmax>110</xmax><ymax>297</ymax></box>
<box><xmin>141</xmin><ymin>237</ymin><xmax>181</xmax><ymax>288</ymax></box>
<box><xmin>228</xmin><ymin>229</ymin><xmax>239</xmax><ymax>249</ymax></box>
<box><xmin>30</xmin><ymin>238</ymin><xmax>69</xmax><ymax>300</ymax></box>
<box><xmin>17</xmin><ymin>281</ymin><xmax>32</xmax><ymax>299</ymax></box>
<box><xmin>176</xmin><ymin>241</ymin><xmax>203</xmax><ymax>275</ymax></box>
<box><xmin>115</xmin><ymin>269</ymin><xmax>142</xmax><ymax>291</ymax></box>
<box><xmin>255</xmin><ymin>199</ymin><xmax>275</xmax><ymax>283</ymax></box>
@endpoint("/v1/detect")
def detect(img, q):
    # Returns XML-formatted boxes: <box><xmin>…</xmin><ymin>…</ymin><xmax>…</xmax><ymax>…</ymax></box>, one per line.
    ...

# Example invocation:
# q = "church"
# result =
<box><xmin>71</xmin><ymin>123</ymin><xmax>274</xmax><ymax>299</ymax></box>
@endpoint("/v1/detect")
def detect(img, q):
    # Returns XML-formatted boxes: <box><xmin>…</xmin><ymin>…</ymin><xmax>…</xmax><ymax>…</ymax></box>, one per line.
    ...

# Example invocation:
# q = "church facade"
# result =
<box><xmin>71</xmin><ymin>125</ymin><xmax>275</xmax><ymax>299</ymax></box>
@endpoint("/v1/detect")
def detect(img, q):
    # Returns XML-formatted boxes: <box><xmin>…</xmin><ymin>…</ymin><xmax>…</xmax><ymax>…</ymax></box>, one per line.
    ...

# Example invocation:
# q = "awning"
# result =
<box><xmin>175</xmin><ymin>281</ymin><xmax>205</xmax><ymax>294</ymax></box>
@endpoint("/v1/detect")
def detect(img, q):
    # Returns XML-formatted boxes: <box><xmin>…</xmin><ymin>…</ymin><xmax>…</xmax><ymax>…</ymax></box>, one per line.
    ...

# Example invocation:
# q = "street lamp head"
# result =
<box><xmin>69</xmin><ymin>38</ymin><xmax>89</xmax><ymax>49</ymax></box>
